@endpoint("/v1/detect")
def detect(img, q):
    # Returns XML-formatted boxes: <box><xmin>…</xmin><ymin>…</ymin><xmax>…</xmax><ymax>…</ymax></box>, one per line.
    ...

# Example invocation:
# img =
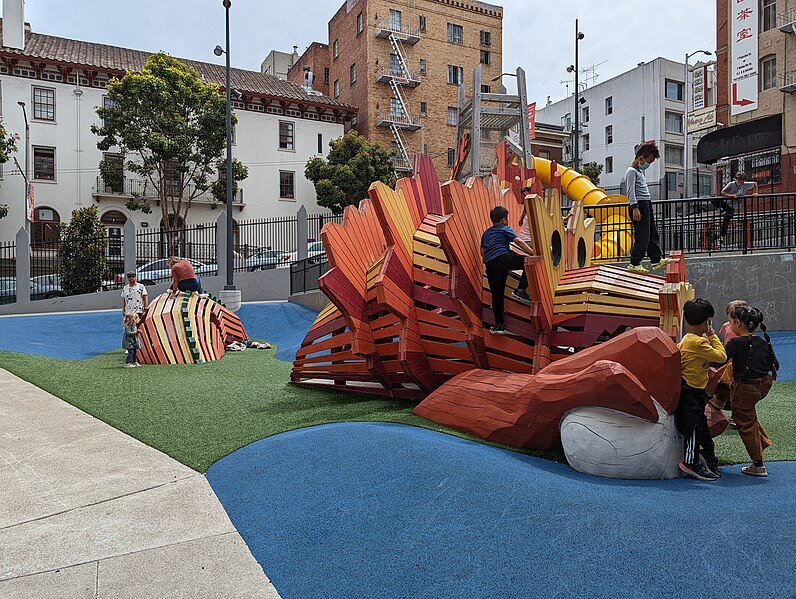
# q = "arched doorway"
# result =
<box><xmin>31</xmin><ymin>207</ymin><xmax>60</xmax><ymax>247</ymax></box>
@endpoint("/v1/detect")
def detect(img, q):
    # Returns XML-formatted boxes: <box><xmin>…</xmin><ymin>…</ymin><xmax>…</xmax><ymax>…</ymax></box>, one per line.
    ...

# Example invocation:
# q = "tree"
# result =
<box><xmin>581</xmin><ymin>161</ymin><xmax>604</xmax><ymax>186</ymax></box>
<box><xmin>59</xmin><ymin>206</ymin><xmax>108</xmax><ymax>295</ymax></box>
<box><xmin>92</xmin><ymin>52</ymin><xmax>236</xmax><ymax>250</ymax></box>
<box><xmin>305</xmin><ymin>130</ymin><xmax>396</xmax><ymax>214</ymax></box>
<box><xmin>211</xmin><ymin>158</ymin><xmax>249</xmax><ymax>207</ymax></box>
<box><xmin>0</xmin><ymin>120</ymin><xmax>19</xmax><ymax>219</ymax></box>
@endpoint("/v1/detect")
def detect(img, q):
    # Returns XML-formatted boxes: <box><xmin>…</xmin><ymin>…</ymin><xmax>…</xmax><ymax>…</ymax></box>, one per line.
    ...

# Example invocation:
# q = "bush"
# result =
<box><xmin>59</xmin><ymin>206</ymin><xmax>108</xmax><ymax>295</ymax></box>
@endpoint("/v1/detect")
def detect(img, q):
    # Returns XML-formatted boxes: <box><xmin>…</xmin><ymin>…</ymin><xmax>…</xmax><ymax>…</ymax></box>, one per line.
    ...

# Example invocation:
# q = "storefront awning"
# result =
<box><xmin>696</xmin><ymin>115</ymin><xmax>782</xmax><ymax>164</ymax></box>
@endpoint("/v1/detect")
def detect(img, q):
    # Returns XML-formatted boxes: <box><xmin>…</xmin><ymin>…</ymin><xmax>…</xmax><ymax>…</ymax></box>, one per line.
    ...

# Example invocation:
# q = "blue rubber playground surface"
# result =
<box><xmin>0</xmin><ymin>301</ymin><xmax>317</xmax><ymax>361</ymax></box>
<box><xmin>208</xmin><ymin>422</ymin><xmax>796</xmax><ymax>599</ymax></box>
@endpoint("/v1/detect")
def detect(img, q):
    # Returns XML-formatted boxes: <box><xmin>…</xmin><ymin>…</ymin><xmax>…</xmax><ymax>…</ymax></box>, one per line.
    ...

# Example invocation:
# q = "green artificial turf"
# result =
<box><xmin>0</xmin><ymin>348</ymin><xmax>793</xmax><ymax>472</ymax></box>
<box><xmin>0</xmin><ymin>348</ymin><xmax>559</xmax><ymax>472</ymax></box>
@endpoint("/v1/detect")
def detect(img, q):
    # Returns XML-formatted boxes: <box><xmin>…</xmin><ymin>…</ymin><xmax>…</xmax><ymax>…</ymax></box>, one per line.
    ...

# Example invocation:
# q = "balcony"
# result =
<box><xmin>781</xmin><ymin>71</ymin><xmax>796</xmax><ymax>93</ymax></box>
<box><xmin>779</xmin><ymin>8</ymin><xmax>796</xmax><ymax>33</ymax></box>
<box><xmin>374</xmin><ymin>20</ymin><xmax>421</xmax><ymax>45</ymax></box>
<box><xmin>376</xmin><ymin>111</ymin><xmax>422</xmax><ymax>131</ymax></box>
<box><xmin>92</xmin><ymin>177</ymin><xmax>245</xmax><ymax>208</ymax></box>
<box><xmin>375</xmin><ymin>67</ymin><xmax>420</xmax><ymax>88</ymax></box>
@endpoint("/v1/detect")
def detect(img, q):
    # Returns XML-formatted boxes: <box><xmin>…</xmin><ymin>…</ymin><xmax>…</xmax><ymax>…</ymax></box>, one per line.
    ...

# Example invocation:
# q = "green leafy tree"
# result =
<box><xmin>211</xmin><ymin>158</ymin><xmax>249</xmax><ymax>207</ymax></box>
<box><xmin>59</xmin><ymin>206</ymin><xmax>108</xmax><ymax>295</ymax></box>
<box><xmin>581</xmin><ymin>161</ymin><xmax>604</xmax><ymax>186</ymax></box>
<box><xmin>0</xmin><ymin>119</ymin><xmax>20</xmax><ymax>219</ymax></box>
<box><xmin>305</xmin><ymin>130</ymin><xmax>396</xmax><ymax>214</ymax></box>
<box><xmin>92</xmin><ymin>52</ymin><xmax>234</xmax><ymax>250</ymax></box>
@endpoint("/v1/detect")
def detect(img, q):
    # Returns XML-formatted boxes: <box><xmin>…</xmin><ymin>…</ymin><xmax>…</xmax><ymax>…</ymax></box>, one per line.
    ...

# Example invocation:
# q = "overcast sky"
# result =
<box><xmin>26</xmin><ymin>0</ymin><xmax>715</xmax><ymax>104</ymax></box>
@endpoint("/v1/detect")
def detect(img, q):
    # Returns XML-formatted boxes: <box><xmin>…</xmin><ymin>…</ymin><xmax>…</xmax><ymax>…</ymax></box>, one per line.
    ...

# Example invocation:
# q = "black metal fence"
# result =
<box><xmin>290</xmin><ymin>257</ymin><xmax>330</xmax><ymax>295</ymax></box>
<box><xmin>234</xmin><ymin>215</ymin><xmax>299</xmax><ymax>273</ymax></box>
<box><xmin>583</xmin><ymin>193</ymin><xmax>796</xmax><ymax>262</ymax></box>
<box><xmin>136</xmin><ymin>221</ymin><xmax>217</xmax><ymax>266</ymax></box>
<box><xmin>0</xmin><ymin>241</ymin><xmax>15</xmax><ymax>305</ymax></box>
<box><xmin>308</xmin><ymin>213</ymin><xmax>343</xmax><ymax>243</ymax></box>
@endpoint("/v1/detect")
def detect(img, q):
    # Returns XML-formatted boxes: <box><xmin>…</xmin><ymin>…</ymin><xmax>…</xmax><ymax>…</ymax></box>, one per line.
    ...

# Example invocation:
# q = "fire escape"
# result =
<box><xmin>375</xmin><ymin>18</ymin><xmax>421</xmax><ymax>174</ymax></box>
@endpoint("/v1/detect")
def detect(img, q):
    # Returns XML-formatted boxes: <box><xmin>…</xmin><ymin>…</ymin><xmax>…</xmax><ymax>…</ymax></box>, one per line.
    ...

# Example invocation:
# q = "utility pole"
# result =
<box><xmin>567</xmin><ymin>21</ymin><xmax>585</xmax><ymax>172</ymax></box>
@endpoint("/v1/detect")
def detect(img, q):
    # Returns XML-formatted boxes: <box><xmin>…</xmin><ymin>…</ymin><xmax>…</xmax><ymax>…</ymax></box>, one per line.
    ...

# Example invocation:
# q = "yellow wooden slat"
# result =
<box><xmin>414</xmin><ymin>253</ymin><xmax>450</xmax><ymax>275</ymax></box>
<box><xmin>555</xmin><ymin>303</ymin><xmax>661</xmax><ymax>318</ymax></box>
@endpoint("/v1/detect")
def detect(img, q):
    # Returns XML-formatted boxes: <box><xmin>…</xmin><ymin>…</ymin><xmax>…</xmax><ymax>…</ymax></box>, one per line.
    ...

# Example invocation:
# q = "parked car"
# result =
<box><xmin>134</xmin><ymin>258</ymin><xmax>217</xmax><ymax>286</ymax></box>
<box><xmin>30</xmin><ymin>274</ymin><xmax>64</xmax><ymax>299</ymax></box>
<box><xmin>0</xmin><ymin>276</ymin><xmax>15</xmax><ymax>302</ymax></box>
<box><xmin>283</xmin><ymin>241</ymin><xmax>327</xmax><ymax>267</ymax></box>
<box><xmin>246</xmin><ymin>248</ymin><xmax>291</xmax><ymax>271</ymax></box>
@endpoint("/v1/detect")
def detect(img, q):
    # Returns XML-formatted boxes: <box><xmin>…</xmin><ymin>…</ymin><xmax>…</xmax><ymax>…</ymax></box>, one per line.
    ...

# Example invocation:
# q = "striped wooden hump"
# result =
<box><xmin>137</xmin><ymin>292</ymin><xmax>247</xmax><ymax>365</ymax></box>
<box><xmin>412</xmin><ymin>153</ymin><xmax>444</xmax><ymax>216</ymax></box>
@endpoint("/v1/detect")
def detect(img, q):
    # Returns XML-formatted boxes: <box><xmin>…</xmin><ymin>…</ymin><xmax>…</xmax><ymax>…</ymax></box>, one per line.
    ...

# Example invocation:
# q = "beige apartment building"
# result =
<box><xmin>287</xmin><ymin>0</ymin><xmax>503</xmax><ymax>179</ymax></box>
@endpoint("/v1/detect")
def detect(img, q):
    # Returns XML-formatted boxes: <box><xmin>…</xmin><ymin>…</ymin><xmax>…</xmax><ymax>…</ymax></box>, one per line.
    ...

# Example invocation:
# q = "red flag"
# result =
<box><xmin>528</xmin><ymin>103</ymin><xmax>536</xmax><ymax>140</ymax></box>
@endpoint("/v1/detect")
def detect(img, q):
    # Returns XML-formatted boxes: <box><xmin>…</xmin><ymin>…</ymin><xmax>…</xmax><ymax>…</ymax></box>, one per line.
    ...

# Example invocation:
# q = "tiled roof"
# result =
<box><xmin>0</xmin><ymin>24</ymin><xmax>356</xmax><ymax>112</ymax></box>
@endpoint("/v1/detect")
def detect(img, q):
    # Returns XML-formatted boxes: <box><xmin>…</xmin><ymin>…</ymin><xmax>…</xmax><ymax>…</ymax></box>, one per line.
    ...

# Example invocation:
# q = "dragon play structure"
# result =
<box><xmin>291</xmin><ymin>147</ymin><xmax>701</xmax><ymax>479</ymax></box>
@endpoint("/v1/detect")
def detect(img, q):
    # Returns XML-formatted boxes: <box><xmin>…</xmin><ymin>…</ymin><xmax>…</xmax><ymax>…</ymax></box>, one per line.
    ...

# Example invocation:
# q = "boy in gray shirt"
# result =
<box><xmin>626</xmin><ymin>141</ymin><xmax>668</xmax><ymax>273</ymax></box>
<box><xmin>714</xmin><ymin>172</ymin><xmax>758</xmax><ymax>242</ymax></box>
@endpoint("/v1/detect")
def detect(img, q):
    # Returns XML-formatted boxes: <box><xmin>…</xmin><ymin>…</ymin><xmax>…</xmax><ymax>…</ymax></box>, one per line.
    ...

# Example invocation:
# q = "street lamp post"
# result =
<box><xmin>567</xmin><ymin>20</ymin><xmax>585</xmax><ymax>172</ymax></box>
<box><xmin>214</xmin><ymin>0</ymin><xmax>242</xmax><ymax>309</ymax></box>
<box><xmin>17</xmin><ymin>101</ymin><xmax>30</xmax><ymax>231</ymax></box>
<box><xmin>683</xmin><ymin>50</ymin><xmax>712</xmax><ymax>198</ymax></box>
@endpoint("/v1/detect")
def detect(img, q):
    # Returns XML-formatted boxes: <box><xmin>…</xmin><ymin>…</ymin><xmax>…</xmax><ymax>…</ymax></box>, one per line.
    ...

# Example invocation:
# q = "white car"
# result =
<box><xmin>283</xmin><ymin>241</ymin><xmax>327</xmax><ymax>266</ymax></box>
<box><xmin>135</xmin><ymin>258</ymin><xmax>216</xmax><ymax>285</ymax></box>
<box><xmin>245</xmin><ymin>248</ymin><xmax>291</xmax><ymax>271</ymax></box>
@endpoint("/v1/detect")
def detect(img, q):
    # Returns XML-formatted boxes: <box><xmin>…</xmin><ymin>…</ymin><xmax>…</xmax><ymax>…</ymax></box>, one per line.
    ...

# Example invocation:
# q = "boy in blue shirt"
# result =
<box><xmin>481</xmin><ymin>206</ymin><xmax>535</xmax><ymax>335</ymax></box>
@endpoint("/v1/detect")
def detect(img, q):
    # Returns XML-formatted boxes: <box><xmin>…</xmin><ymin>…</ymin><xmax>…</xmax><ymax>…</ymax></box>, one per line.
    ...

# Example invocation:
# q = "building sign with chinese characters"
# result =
<box><xmin>730</xmin><ymin>0</ymin><xmax>758</xmax><ymax>116</ymax></box>
<box><xmin>692</xmin><ymin>65</ymin><xmax>706</xmax><ymax>111</ymax></box>
<box><xmin>688</xmin><ymin>106</ymin><xmax>717</xmax><ymax>132</ymax></box>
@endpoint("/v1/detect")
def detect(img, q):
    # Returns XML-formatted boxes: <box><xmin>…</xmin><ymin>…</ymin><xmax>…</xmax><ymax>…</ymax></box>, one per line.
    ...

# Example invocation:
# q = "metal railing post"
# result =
<box><xmin>742</xmin><ymin>196</ymin><xmax>749</xmax><ymax>255</ymax></box>
<box><xmin>297</xmin><ymin>206</ymin><xmax>308</xmax><ymax>261</ymax></box>
<box><xmin>15</xmin><ymin>227</ymin><xmax>30</xmax><ymax>305</ymax></box>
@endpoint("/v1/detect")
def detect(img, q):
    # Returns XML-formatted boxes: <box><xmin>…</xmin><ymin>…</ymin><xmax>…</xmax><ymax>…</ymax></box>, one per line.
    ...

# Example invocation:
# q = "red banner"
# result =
<box><xmin>528</xmin><ymin>102</ymin><xmax>537</xmax><ymax>140</ymax></box>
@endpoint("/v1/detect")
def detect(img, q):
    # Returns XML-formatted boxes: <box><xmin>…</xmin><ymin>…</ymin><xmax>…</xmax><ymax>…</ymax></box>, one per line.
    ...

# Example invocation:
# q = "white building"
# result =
<box><xmin>260</xmin><ymin>48</ymin><xmax>299</xmax><ymax>80</ymax></box>
<box><xmin>0</xmin><ymin>0</ymin><xmax>357</xmax><ymax>244</ymax></box>
<box><xmin>537</xmin><ymin>57</ymin><xmax>716</xmax><ymax>200</ymax></box>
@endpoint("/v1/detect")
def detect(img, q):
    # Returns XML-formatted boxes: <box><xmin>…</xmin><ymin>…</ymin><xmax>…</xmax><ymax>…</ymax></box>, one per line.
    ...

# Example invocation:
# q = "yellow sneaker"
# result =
<box><xmin>650</xmin><ymin>259</ymin><xmax>670</xmax><ymax>271</ymax></box>
<box><xmin>627</xmin><ymin>264</ymin><xmax>650</xmax><ymax>274</ymax></box>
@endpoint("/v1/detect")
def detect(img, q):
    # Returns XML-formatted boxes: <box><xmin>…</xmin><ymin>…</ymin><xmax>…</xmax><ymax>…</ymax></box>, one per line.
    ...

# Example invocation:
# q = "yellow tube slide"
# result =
<box><xmin>531</xmin><ymin>156</ymin><xmax>631</xmax><ymax>260</ymax></box>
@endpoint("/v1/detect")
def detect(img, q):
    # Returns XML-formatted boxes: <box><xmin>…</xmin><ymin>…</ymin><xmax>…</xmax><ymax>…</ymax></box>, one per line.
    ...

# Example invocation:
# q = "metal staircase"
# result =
<box><xmin>385</xmin><ymin>32</ymin><xmax>415</xmax><ymax>174</ymax></box>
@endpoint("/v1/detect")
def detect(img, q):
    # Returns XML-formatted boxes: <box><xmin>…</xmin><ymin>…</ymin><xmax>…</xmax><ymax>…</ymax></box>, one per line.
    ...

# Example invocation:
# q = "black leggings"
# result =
<box><xmin>711</xmin><ymin>199</ymin><xmax>735</xmax><ymax>237</ymax></box>
<box><xmin>485</xmin><ymin>252</ymin><xmax>528</xmax><ymax>328</ymax></box>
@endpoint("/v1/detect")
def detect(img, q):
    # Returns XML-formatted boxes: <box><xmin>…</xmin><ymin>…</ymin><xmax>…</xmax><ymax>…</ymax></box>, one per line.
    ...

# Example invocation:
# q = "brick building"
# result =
<box><xmin>287</xmin><ymin>0</ymin><xmax>503</xmax><ymax>178</ymax></box>
<box><xmin>700</xmin><ymin>0</ymin><xmax>796</xmax><ymax>192</ymax></box>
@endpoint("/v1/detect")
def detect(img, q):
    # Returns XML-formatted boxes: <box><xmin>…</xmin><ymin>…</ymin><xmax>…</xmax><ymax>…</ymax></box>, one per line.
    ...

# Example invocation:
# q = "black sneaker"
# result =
<box><xmin>489</xmin><ymin>326</ymin><xmax>505</xmax><ymax>335</ymax></box>
<box><xmin>511</xmin><ymin>289</ymin><xmax>531</xmax><ymax>303</ymax></box>
<box><xmin>701</xmin><ymin>455</ymin><xmax>723</xmax><ymax>479</ymax></box>
<box><xmin>679</xmin><ymin>461</ymin><xmax>718</xmax><ymax>482</ymax></box>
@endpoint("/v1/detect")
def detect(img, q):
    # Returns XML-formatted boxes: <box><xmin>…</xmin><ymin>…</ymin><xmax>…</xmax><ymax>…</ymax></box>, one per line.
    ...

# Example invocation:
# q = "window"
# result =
<box><xmin>666</xmin><ymin>172</ymin><xmax>679</xmax><ymax>194</ymax></box>
<box><xmin>447</xmin><ymin>148</ymin><xmax>456</xmax><ymax>168</ymax></box>
<box><xmin>582</xmin><ymin>106</ymin><xmax>589</xmax><ymax>123</ymax></box>
<box><xmin>582</xmin><ymin>134</ymin><xmax>590</xmax><ymax>151</ymax></box>
<box><xmin>447</xmin><ymin>106</ymin><xmax>458</xmax><ymax>126</ymax></box>
<box><xmin>102</xmin><ymin>153</ymin><xmax>124</xmax><ymax>193</ymax></box>
<box><xmin>279</xmin><ymin>171</ymin><xmax>295</xmax><ymax>199</ymax></box>
<box><xmin>762</xmin><ymin>0</ymin><xmax>777</xmax><ymax>31</ymax></box>
<box><xmin>563</xmin><ymin>113</ymin><xmax>571</xmax><ymax>131</ymax></box>
<box><xmin>279</xmin><ymin>121</ymin><xmax>294</xmax><ymax>150</ymax></box>
<box><xmin>390</xmin><ymin>53</ymin><xmax>401</xmax><ymax>75</ymax></box>
<box><xmin>419</xmin><ymin>15</ymin><xmax>426</xmax><ymax>32</ymax></box>
<box><xmin>333</xmin><ymin>79</ymin><xmax>339</xmax><ymax>98</ymax></box>
<box><xmin>33</xmin><ymin>87</ymin><xmax>55</xmax><ymax>121</ymax></box>
<box><xmin>605</xmin><ymin>96</ymin><xmax>613</xmax><ymax>115</ymax></box>
<box><xmin>447</xmin><ymin>23</ymin><xmax>463</xmax><ymax>44</ymax></box>
<box><xmin>419</xmin><ymin>59</ymin><xmax>427</xmax><ymax>76</ymax></box>
<box><xmin>447</xmin><ymin>65</ymin><xmax>463</xmax><ymax>85</ymax></box>
<box><xmin>761</xmin><ymin>56</ymin><xmax>776</xmax><ymax>91</ymax></box>
<box><xmin>539</xmin><ymin>150</ymin><xmax>551</xmax><ymax>160</ymax></box>
<box><xmin>33</xmin><ymin>146</ymin><xmax>55</xmax><ymax>180</ymax></box>
<box><xmin>323</xmin><ymin>67</ymin><xmax>330</xmax><ymax>85</ymax></box>
<box><xmin>481</xmin><ymin>84</ymin><xmax>491</xmax><ymax>93</ymax></box>
<box><xmin>605</xmin><ymin>125</ymin><xmax>613</xmax><ymax>145</ymax></box>
<box><xmin>317</xmin><ymin>133</ymin><xmax>323</xmax><ymax>154</ymax></box>
<box><xmin>164</xmin><ymin>160</ymin><xmax>181</xmax><ymax>196</ymax></box>
<box><xmin>389</xmin><ymin>98</ymin><xmax>404</xmax><ymax>119</ymax></box>
<box><xmin>480</xmin><ymin>30</ymin><xmax>491</xmax><ymax>46</ymax></box>
<box><xmin>665</xmin><ymin>144</ymin><xmax>684</xmax><ymax>166</ymax></box>
<box><xmin>420</xmin><ymin>101</ymin><xmax>427</xmax><ymax>116</ymax></box>
<box><xmin>480</xmin><ymin>50</ymin><xmax>491</xmax><ymax>65</ymax></box>
<box><xmin>31</xmin><ymin>207</ymin><xmax>60</xmax><ymax>245</ymax></box>
<box><xmin>665</xmin><ymin>79</ymin><xmax>683</xmax><ymax>101</ymax></box>
<box><xmin>605</xmin><ymin>156</ymin><xmax>613</xmax><ymax>174</ymax></box>
<box><xmin>665</xmin><ymin>111</ymin><xmax>683</xmax><ymax>133</ymax></box>
<box><xmin>357</xmin><ymin>12</ymin><xmax>363</xmax><ymax>34</ymax></box>
<box><xmin>333</xmin><ymin>40</ymin><xmax>339</xmax><ymax>60</ymax></box>
<box><xmin>350</xmin><ymin>63</ymin><xmax>357</xmax><ymax>85</ymax></box>
<box><xmin>389</xmin><ymin>9</ymin><xmax>402</xmax><ymax>31</ymax></box>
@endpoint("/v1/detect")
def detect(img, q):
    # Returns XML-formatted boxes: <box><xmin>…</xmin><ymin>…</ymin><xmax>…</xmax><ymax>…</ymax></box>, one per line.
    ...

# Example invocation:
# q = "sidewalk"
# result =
<box><xmin>0</xmin><ymin>368</ymin><xmax>279</xmax><ymax>598</ymax></box>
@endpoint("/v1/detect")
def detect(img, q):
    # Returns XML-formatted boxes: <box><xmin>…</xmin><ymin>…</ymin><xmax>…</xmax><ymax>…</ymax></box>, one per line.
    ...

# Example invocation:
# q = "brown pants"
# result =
<box><xmin>731</xmin><ymin>376</ymin><xmax>773</xmax><ymax>462</ymax></box>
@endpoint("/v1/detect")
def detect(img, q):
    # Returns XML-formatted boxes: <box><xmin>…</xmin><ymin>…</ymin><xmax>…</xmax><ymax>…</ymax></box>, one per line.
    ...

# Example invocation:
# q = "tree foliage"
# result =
<box><xmin>92</xmin><ymin>52</ymin><xmax>236</xmax><ymax>242</ymax></box>
<box><xmin>305</xmin><ymin>130</ymin><xmax>396</xmax><ymax>214</ymax></box>
<box><xmin>0</xmin><ymin>119</ymin><xmax>19</xmax><ymax>220</ymax></box>
<box><xmin>59</xmin><ymin>206</ymin><xmax>108</xmax><ymax>295</ymax></box>
<box><xmin>581</xmin><ymin>161</ymin><xmax>604</xmax><ymax>186</ymax></box>
<box><xmin>211</xmin><ymin>158</ymin><xmax>249</xmax><ymax>207</ymax></box>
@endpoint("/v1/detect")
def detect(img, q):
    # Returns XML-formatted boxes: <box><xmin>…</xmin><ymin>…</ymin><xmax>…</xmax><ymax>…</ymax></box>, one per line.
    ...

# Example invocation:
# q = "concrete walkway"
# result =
<box><xmin>0</xmin><ymin>368</ymin><xmax>280</xmax><ymax>598</ymax></box>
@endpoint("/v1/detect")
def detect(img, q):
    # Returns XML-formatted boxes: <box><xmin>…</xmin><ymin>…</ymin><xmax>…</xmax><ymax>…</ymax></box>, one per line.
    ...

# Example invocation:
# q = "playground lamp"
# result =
<box><xmin>567</xmin><ymin>20</ymin><xmax>585</xmax><ymax>172</ymax></box>
<box><xmin>683</xmin><ymin>49</ymin><xmax>712</xmax><ymax>198</ymax></box>
<box><xmin>213</xmin><ymin>0</ymin><xmax>236</xmax><ymax>294</ymax></box>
